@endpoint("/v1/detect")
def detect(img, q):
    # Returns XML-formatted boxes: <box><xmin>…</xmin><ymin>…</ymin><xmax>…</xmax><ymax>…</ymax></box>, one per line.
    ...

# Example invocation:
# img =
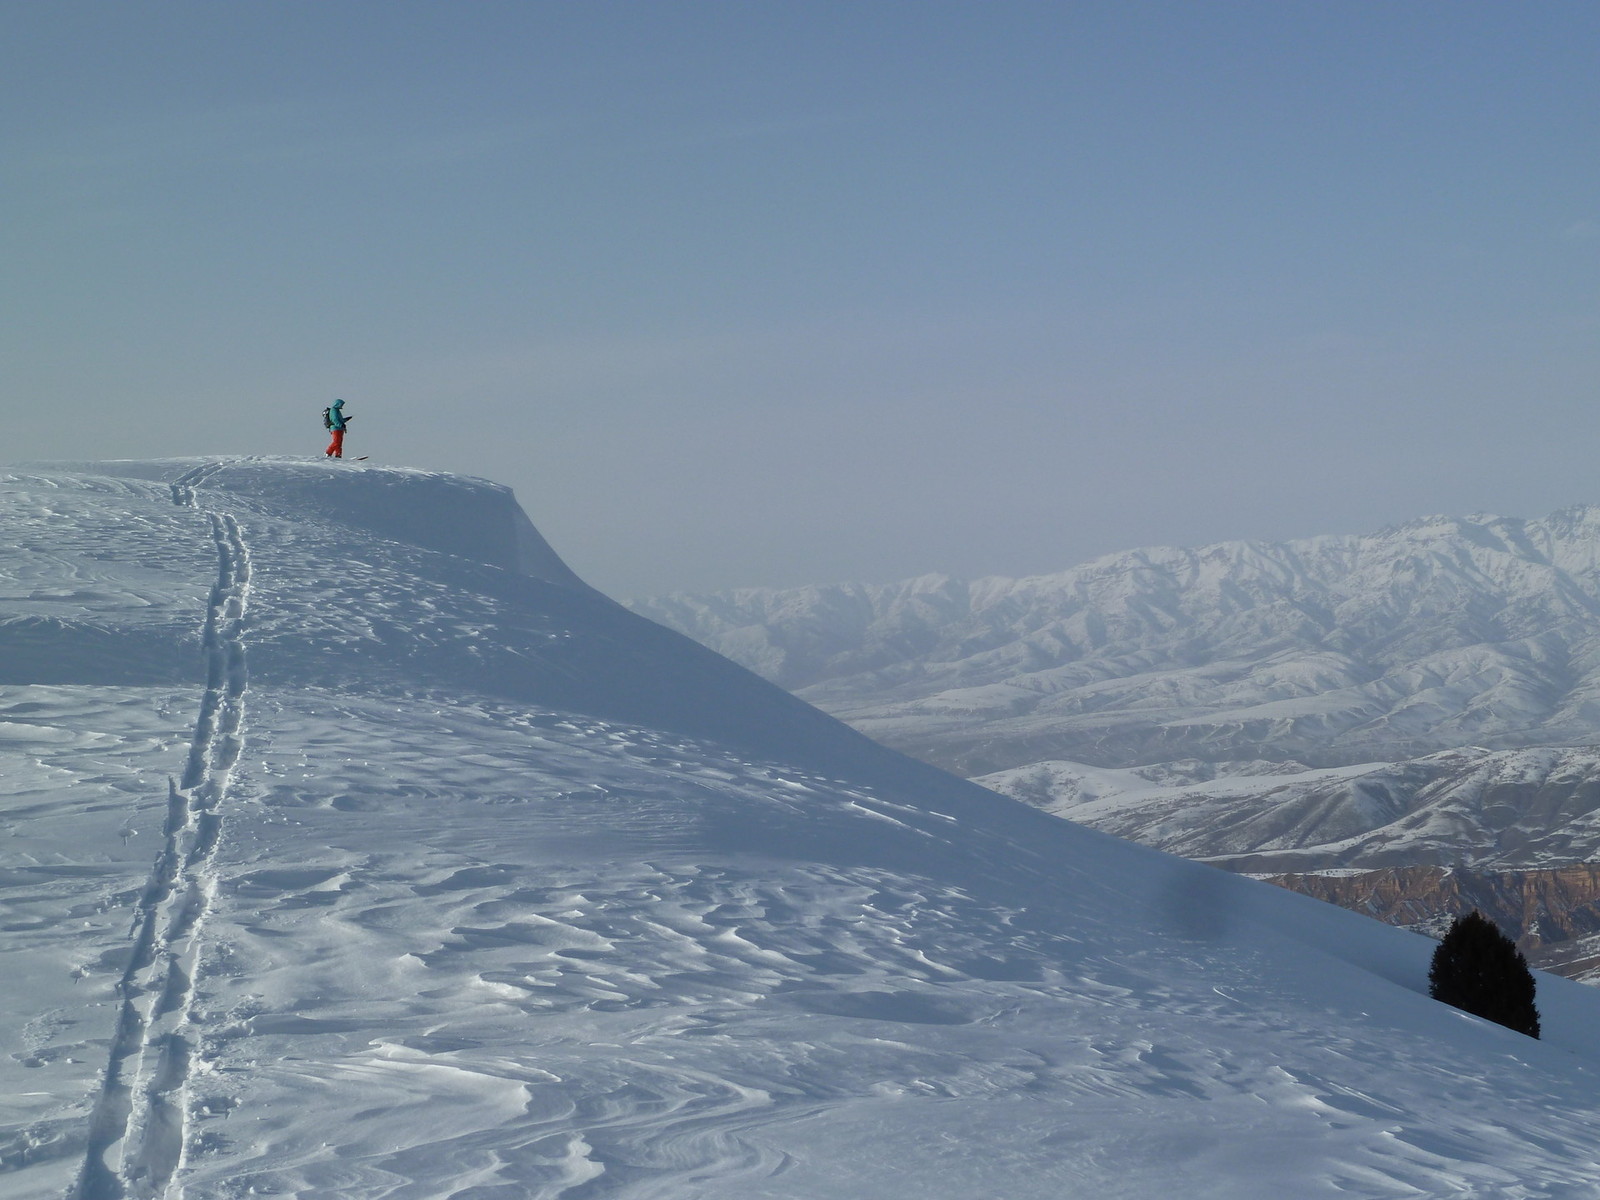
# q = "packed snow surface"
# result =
<box><xmin>7</xmin><ymin>458</ymin><xmax>1600</xmax><ymax>1198</ymax></box>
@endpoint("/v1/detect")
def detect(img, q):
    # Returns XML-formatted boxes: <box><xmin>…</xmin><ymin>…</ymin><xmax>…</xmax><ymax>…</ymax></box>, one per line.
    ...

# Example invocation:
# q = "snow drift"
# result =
<box><xmin>5</xmin><ymin>458</ymin><xmax>1600</xmax><ymax>1199</ymax></box>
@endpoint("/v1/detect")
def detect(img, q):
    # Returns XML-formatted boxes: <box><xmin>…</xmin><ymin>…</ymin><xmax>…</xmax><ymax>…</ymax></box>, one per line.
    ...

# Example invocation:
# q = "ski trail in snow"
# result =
<box><xmin>167</xmin><ymin>463</ymin><xmax>227</xmax><ymax>510</ymax></box>
<box><xmin>73</xmin><ymin>505</ymin><xmax>253</xmax><ymax>1200</ymax></box>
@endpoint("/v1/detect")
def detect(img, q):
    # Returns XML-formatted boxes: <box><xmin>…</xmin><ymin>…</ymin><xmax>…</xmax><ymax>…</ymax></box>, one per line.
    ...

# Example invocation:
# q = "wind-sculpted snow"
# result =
<box><xmin>11</xmin><ymin>460</ymin><xmax>1600</xmax><ymax>1197</ymax></box>
<box><xmin>631</xmin><ymin>510</ymin><xmax>1600</xmax><ymax>775</ymax></box>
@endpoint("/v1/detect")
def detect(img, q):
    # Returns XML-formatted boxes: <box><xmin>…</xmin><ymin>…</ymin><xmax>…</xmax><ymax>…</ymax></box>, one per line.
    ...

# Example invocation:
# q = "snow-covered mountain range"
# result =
<box><xmin>631</xmin><ymin>509</ymin><xmax>1600</xmax><ymax>778</ymax></box>
<box><xmin>11</xmin><ymin>459</ymin><xmax>1600</xmax><ymax>1196</ymax></box>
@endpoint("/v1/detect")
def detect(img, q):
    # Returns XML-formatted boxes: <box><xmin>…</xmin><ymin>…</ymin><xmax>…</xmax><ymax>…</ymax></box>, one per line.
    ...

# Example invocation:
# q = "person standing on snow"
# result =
<box><xmin>324</xmin><ymin>398</ymin><xmax>352</xmax><ymax>458</ymax></box>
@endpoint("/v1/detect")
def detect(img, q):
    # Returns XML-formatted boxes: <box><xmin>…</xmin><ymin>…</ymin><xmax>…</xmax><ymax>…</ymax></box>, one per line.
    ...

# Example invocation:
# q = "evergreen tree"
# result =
<box><xmin>1428</xmin><ymin>909</ymin><xmax>1540</xmax><ymax>1039</ymax></box>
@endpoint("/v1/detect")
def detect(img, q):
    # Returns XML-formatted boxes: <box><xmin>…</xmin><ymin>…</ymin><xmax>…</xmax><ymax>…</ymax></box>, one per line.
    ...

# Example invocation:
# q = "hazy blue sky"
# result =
<box><xmin>6</xmin><ymin>1</ymin><xmax>1599</xmax><ymax>596</ymax></box>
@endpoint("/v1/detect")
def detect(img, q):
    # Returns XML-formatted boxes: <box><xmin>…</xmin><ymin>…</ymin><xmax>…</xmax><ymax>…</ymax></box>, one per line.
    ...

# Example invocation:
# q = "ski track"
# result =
<box><xmin>167</xmin><ymin>464</ymin><xmax>228</xmax><ymax>511</ymax></box>
<box><xmin>72</xmin><ymin>474</ymin><xmax>254</xmax><ymax>1200</ymax></box>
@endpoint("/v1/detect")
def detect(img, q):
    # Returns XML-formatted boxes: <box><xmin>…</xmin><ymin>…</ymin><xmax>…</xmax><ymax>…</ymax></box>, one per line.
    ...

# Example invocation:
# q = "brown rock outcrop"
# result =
<box><xmin>1266</xmin><ymin>865</ymin><xmax>1600</xmax><ymax>981</ymax></box>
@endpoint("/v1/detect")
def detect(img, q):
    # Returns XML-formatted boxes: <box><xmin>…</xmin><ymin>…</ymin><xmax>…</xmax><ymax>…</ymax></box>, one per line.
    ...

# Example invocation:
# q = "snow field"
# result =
<box><xmin>114</xmin><ymin>687</ymin><xmax>1600</xmax><ymax>1198</ymax></box>
<box><xmin>7</xmin><ymin>460</ymin><xmax>1600</xmax><ymax>1197</ymax></box>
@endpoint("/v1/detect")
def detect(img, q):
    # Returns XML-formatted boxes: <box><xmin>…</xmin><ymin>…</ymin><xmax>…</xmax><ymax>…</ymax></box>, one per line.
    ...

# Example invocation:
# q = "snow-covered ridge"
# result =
<box><xmin>12</xmin><ymin>459</ymin><xmax>1600</xmax><ymax>1197</ymax></box>
<box><xmin>976</xmin><ymin>746</ymin><xmax>1600</xmax><ymax>872</ymax></box>
<box><xmin>9</xmin><ymin>458</ymin><xmax>943</xmax><ymax>788</ymax></box>
<box><xmin>29</xmin><ymin>457</ymin><xmax>589</xmax><ymax>590</ymax></box>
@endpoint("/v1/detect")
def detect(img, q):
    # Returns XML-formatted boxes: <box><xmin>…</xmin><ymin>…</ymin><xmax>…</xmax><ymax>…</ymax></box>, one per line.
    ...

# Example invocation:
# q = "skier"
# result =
<box><xmin>323</xmin><ymin>399</ymin><xmax>352</xmax><ymax>458</ymax></box>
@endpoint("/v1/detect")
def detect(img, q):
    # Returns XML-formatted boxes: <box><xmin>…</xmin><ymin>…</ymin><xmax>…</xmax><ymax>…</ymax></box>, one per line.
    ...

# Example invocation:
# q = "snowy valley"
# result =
<box><xmin>6</xmin><ymin>460</ymin><xmax>1600</xmax><ymax>1198</ymax></box>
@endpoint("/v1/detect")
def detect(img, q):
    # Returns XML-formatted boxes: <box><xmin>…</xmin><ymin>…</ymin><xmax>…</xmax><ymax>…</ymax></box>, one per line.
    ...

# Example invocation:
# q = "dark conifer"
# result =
<box><xmin>1428</xmin><ymin>909</ymin><xmax>1540</xmax><ymax>1039</ymax></box>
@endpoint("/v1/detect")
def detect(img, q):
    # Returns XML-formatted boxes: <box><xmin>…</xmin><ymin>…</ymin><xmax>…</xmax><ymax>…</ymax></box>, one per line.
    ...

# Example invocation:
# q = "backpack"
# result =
<box><xmin>322</xmin><ymin>406</ymin><xmax>334</xmax><ymax>430</ymax></box>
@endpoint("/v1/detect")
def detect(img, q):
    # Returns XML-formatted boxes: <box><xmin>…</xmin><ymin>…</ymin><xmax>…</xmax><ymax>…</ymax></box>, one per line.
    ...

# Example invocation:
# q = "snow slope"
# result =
<box><xmin>7</xmin><ymin>459</ymin><xmax>1600</xmax><ymax>1199</ymax></box>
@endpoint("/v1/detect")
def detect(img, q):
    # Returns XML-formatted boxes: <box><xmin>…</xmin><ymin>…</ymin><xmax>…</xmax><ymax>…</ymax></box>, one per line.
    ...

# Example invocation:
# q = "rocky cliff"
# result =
<box><xmin>1267</xmin><ymin>866</ymin><xmax>1600</xmax><ymax>982</ymax></box>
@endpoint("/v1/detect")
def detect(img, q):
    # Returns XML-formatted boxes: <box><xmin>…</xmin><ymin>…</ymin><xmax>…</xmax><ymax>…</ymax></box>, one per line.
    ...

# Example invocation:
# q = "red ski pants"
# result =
<box><xmin>326</xmin><ymin>429</ymin><xmax>344</xmax><ymax>458</ymax></box>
